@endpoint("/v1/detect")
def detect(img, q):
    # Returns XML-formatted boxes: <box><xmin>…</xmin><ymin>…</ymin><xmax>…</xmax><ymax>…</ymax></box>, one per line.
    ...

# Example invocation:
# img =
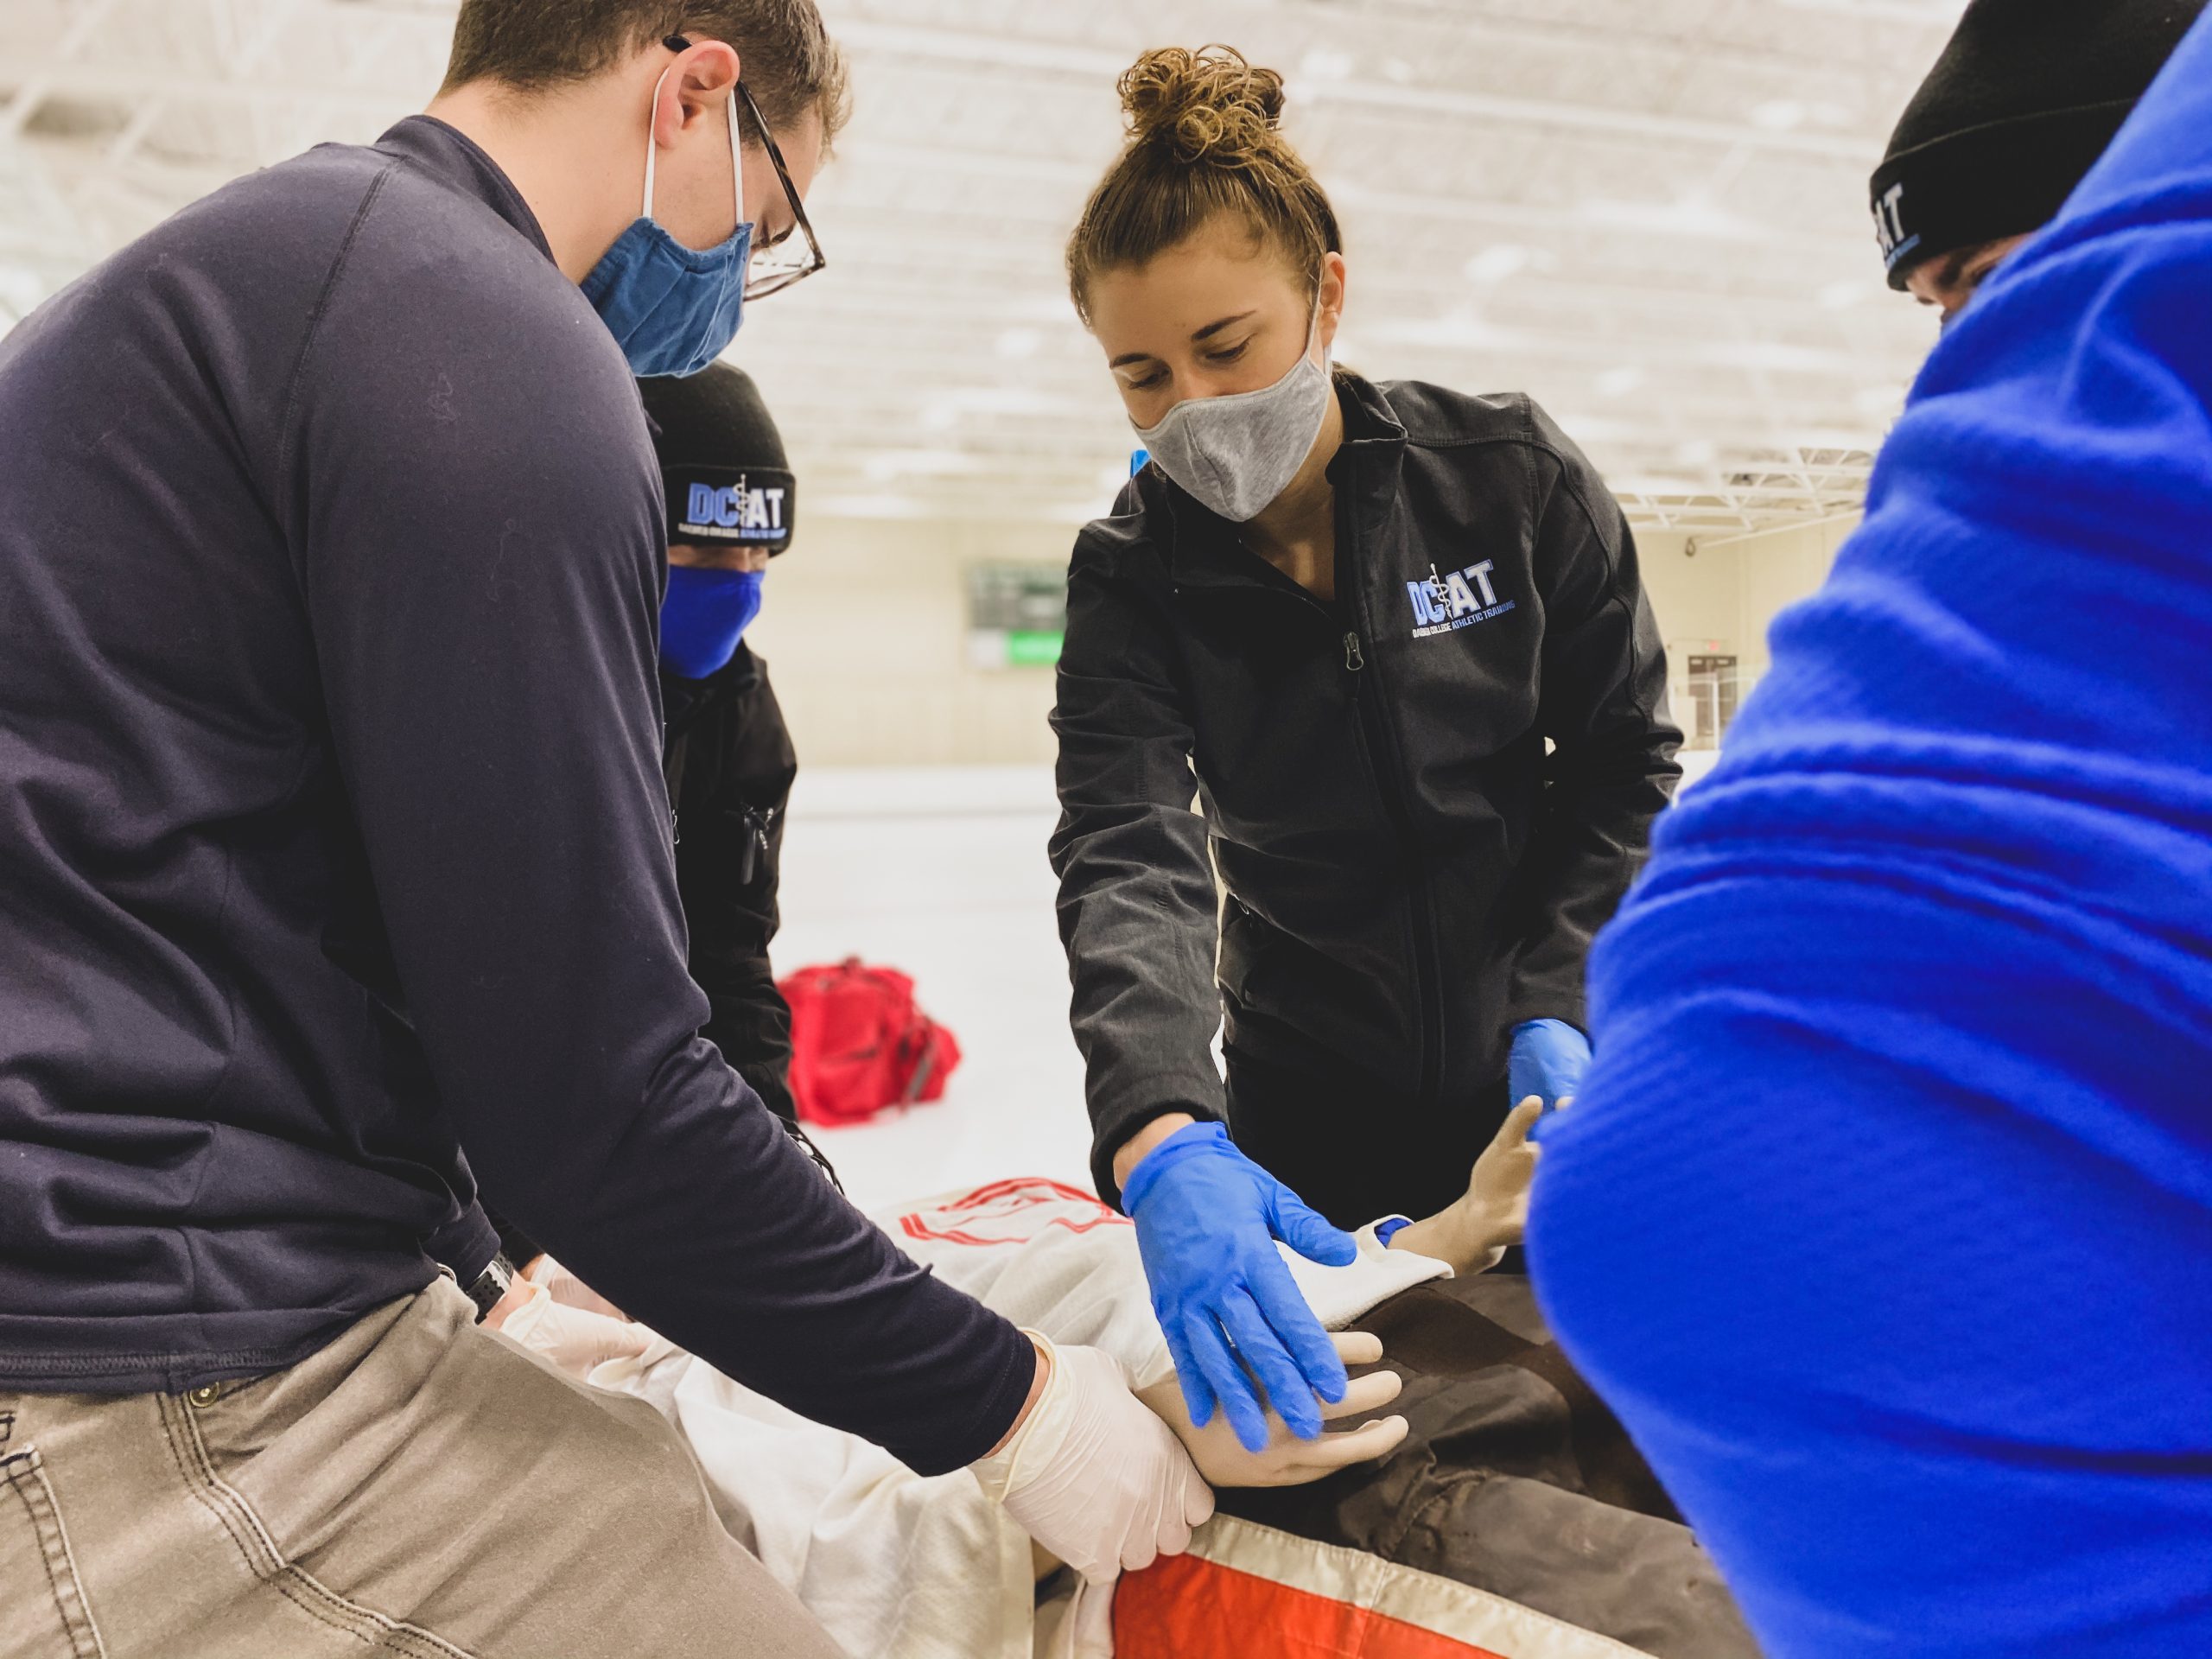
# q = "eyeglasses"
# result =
<box><xmin>664</xmin><ymin>35</ymin><xmax>827</xmax><ymax>302</ymax></box>
<box><xmin>734</xmin><ymin>80</ymin><xmax>826</xmax><ymax>300</ymax></box>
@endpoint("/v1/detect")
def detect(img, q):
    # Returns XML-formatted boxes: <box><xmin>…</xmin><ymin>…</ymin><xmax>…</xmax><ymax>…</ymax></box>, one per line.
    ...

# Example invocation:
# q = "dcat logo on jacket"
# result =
<box><xmin>1408</xmin><ymin>561</ymin><xmax>1516</xmax><ymax>639</ymax></box>
<box><xmin>682</xmin><ymin>478</ymin><xmax>787</xmax><ymax>542</ymax></box>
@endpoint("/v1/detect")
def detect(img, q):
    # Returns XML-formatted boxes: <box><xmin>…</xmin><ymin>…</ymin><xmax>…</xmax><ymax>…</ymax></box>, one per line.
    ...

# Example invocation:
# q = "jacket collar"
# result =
<box><xmin>661</xmin><ymin>644</ymin><xmax>761</xmax><ymax>739</ymax></box>
<box><xmin>1160</xmin><ymin>372</ymin><xmax>1408</xmax><ymax>594</ymax></box>
<box><xmin>373</xmin><ymin>116</ymin><xmax>555</xmax><ymax>264</ymax></box>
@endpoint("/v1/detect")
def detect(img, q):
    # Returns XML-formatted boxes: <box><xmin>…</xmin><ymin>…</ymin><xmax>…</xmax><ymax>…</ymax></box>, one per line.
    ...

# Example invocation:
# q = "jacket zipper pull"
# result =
<box><xmin>1344</xmin><ymin>632</ymin><xmax>1366</xmax><ymax>672</ymax></box>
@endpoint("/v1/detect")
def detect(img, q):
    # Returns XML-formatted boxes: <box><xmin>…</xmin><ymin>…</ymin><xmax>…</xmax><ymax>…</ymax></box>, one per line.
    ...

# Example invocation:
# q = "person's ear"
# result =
<box><xmin>677</xmin><ymin>40</ymin><xmax>741</xmax><ymax>128</ymax></box>
<box><xmin>653</xmin><ymin>39</ymin><xmax>741</xmax><ymax>150</ymax></box>
<box><xmin>1318</xmin><ymin>251</ymin><xmax>1348</xmax><ymax>356</ymax></box>
<box><xmin>650</xmin><ymin>61</ymin><xmax>685</xmax><ymax>151</ymax></box>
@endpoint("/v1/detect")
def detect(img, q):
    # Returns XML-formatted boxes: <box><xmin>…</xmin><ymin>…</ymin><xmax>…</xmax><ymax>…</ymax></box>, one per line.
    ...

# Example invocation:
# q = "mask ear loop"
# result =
<box><xmin>728</xmin><ymin>89</ymin><xmax>746</xmax><ymax>228</ymax></box>
<box><xmin>642</xmin><ymin>65</ymin><xmax>672</xmax><ymax>219</ymax></box>
<box><xmin>640</xmin><ymin>66</ymin><xmax>747</xmax><ymax>233</ymax></box>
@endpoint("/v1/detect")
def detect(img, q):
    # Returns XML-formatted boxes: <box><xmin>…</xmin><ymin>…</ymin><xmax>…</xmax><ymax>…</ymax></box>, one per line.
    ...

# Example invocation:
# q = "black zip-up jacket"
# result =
<box><xmin>1052</xmin><ymin>376</ymin><xmax>1682</xmax><ymax>1204</ymax></box>
<box><xmin>664</xmin><ymin>646</ymin><xmax>798</xmax><ymax>1126</ymax></box>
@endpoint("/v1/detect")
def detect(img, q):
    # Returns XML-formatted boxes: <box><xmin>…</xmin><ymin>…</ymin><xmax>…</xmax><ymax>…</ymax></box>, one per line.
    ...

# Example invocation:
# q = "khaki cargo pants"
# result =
<box><xmin>0</xmin><ymin>1281</ymin><xmax>844</xmax><ymax>1659</ymax></box>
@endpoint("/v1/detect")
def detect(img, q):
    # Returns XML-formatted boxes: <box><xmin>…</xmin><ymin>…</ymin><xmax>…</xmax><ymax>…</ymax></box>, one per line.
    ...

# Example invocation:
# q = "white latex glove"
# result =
<box><xmin>971</xmin><ymin>1332</ymin><xmax>1215</xmax><ymax>1585</ymax></box>
<box><xmin>522</xmin><ymin>1253</ymin><xmax>627</xmax><ymax>1320</ymax></box>
<box><xmin>496</xmin><ymin>1277</ymin><xmax>652</xmax><ymax>1380</ymax></box>
<box><xmin>1138</xmin><ymin>1331</ymin><xmax>1408</xmax><ymax>1487</ymax></box>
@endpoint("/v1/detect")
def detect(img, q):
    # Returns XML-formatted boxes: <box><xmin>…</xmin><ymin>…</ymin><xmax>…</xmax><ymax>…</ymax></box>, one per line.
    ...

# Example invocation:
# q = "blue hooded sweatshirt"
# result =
<box><xmin>1531</xmin><ymin>16</ymin><xmax>2212</xmax><ymax>1658</ymax></box>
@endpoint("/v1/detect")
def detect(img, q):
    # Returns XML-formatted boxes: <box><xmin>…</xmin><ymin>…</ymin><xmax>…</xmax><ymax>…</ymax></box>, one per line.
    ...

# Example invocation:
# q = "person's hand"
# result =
<box><xmin>1465</xmin><ymin>1094</ymin><xmax>1546</xmax><ymax>1247</ymax></box>
<box><xmin>1508</xmin><ymin>1019</ymin><xmax>1589</xmax><ymax>1111</ymax></box>
<box><xmin>971</xmin><ymin>1333</ymin><xmax>1214</xmax><ymax>1585</ymax></box>
<box><xmin>522</xmin><ymin>1253</ymin><xmax>627</xmax><ymax>1321</ymax></box>
<box><xmin>1119</xmin><ymin>1122</ymin><xmax>1357</xmax><ymax>1453</ymax></box>
<box><xmin>1138</xmin><ymin>1332</ymin><xmax>1408</xmax><ymax>1487</ymax></box>
<box><xmin>493</xmin><ymin>1276</ymin><xmax>652</xmax><ymax>1379</ymax></box>
<box><xmin>1383</xmin><ymin>1096</ymin><xmax>1547</xmax><ymax>1271</ymax></box>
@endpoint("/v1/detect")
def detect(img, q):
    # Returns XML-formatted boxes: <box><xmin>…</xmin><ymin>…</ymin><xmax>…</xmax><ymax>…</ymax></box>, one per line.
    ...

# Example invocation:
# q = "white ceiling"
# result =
<box><xmin>0</xmin><ymin>0</ymin><xmax>1967</xmax><ymax>533</ymax></box>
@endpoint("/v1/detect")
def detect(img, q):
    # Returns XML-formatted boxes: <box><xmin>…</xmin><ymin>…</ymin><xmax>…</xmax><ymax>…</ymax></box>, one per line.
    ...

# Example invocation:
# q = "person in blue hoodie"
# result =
<box><xmin>1530</xmin><ymin>10</ymin><xmax>2212</xmax><ymax>1658</ymax></box>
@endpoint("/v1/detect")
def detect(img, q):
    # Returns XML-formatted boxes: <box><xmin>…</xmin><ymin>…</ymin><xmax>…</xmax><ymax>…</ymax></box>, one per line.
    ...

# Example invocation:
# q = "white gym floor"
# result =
<box><xmin>778</xmin><ymin>754</ymin><xmax>1723</xmax><ymax>1214</ymax></box>
<box><xmin>773</xmin><ymin>766</ymin><xmax>1096</xmax><ymax>1213</ymax></box>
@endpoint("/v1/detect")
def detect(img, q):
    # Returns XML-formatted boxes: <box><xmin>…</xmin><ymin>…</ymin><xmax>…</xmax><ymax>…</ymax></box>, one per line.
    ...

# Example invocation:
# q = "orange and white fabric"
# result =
<box><xmin>1116</xmin><ymin>1515</ymin><xmax>1666</xmax><ymax>1659</ymax></box>
<box><xmin>586</xmin><ymin>1180</ymin><xmax>1651</xmax><ymax>1659</ymax></box>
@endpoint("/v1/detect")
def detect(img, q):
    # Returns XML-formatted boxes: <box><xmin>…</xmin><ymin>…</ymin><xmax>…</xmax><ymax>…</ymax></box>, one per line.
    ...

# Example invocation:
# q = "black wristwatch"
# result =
<box><xmin>465</xmin><ymin>1252</ymin><xmax>518</xmax><ymax>1324</ymax></box>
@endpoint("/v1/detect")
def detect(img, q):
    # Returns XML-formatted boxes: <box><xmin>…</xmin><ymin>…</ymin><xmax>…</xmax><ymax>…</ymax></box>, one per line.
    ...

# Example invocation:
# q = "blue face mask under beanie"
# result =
<box><xmin>659</xmin><ymin>565</ymin><xmax>764</xmax><ymax>680</ymax></box>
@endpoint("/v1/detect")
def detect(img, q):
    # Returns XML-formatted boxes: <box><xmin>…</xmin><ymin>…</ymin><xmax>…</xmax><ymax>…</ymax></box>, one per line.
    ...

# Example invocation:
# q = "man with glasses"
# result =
<box><xmin>0</xmin><ymin>3</ymin><xmax>1209</xmax><ymax>1655</ymax></box>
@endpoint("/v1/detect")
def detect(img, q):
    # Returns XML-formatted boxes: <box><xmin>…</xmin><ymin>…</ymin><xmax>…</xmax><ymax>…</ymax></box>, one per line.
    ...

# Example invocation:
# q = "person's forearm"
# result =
<box><xmin>1384</xmin><ymin>1203</ymin><xmax>1514</xmax><ymax>1272</ymax></box>
<box><xmin>1384</xmin><ymin>1096</ymin><xmax>1543</xmax><ymax>1272</ymax></box>
<box><xmin>1504</xmin><ymin>757</ymin><xmax>1679</xmax><ymax>1025</ymax></box>
<box><xmin>1112</xmin><ymin>1112</ymin><xmax>1198</xmax><ymax>1192</ymax></box>
<box><xmin>1050</xmin><ymin>593</ymin><xmax>1229</xmax><ymax>1205</ymax></box>
<box><xmin>696</xmin><ymin>970</ymin><xmax>797</xmax><ymax>1122</ymax></box>
<box><xmin>478</xmin><ymin>1055</ymin><xmax>1037</xmax><ymax>1473</ymax></box>
<box><xmin>986</xmin><ymin>1332</ymin><xmax>1053</xmax><ymax>1457</ymax></box>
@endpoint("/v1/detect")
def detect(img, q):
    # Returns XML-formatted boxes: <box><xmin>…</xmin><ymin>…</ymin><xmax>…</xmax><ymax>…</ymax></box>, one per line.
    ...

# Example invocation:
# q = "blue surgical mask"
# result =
<box><xmin>660</xmin><ymin>565</ymin><xmax>764</xmax><ymax>680</ymax></box>
<box><xmin>583</xmin><ymin>67</ymin><xmax>753</xmax><ymax>378</ymax></box>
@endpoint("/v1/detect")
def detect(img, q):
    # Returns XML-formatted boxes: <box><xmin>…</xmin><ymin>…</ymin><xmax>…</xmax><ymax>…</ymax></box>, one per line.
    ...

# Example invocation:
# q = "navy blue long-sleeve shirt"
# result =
<box><xmin>1532</xmin><ymin>16</ymin><xmax>2212</xmax><ymax>1655</ymax></box>
<box><xmin>0</xmin><ymin>116</ymin><xmax>1033</xmax><ymax>1474</ymax></box>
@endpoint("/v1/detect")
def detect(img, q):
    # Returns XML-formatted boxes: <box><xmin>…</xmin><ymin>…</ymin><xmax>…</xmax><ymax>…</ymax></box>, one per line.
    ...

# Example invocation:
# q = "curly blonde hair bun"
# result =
<box><xmin>1069</xmin><ymin>44</ymin><xmax>1341</xmax><ymax>322</ymax></box>
<box><xmin>1119</xmin><ymin>44</ymin><xmax>1287</xmax><ymax>166</ymax></box>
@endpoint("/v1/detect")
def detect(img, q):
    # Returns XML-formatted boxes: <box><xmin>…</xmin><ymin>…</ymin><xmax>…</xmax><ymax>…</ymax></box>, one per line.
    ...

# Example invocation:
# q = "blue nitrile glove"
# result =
<box><xmin>1120</xmin><ymin>1122</ymin><xmax>1357</xmax><ymax>1454</ymax></box>
<box><xmin>1509</xmin><ymin>1019</ymin><xmax>1590</xmax><ymax>1111</ymax></box>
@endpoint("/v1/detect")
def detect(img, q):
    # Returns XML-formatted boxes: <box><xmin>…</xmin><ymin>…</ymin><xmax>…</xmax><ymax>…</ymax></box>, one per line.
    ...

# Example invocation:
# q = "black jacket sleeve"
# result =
<box><xmin>1049</xmin><ymin>527</ymin><xmax>1229</xmax><ymax>1207</ymax></box>
<box><xmin>671</xmin><ymin>654</ymin><xmax>799</xmax><ymax>1125</ymax></box>
<box><xmin>1502</xmin><ymin>416</ymin><xmax>1684</xmax><ymax>1034</ymax></box>
<box><xmin>291</xmin><ymin>226</ymin><xmax>1032</xmax><ymax>1475</ymax></box>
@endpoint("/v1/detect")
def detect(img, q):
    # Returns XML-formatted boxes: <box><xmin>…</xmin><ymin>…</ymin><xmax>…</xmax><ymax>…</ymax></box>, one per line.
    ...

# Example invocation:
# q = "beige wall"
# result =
<box><xmin>1724</xmin><ymin>515</ymin><xmax>1862</xmax><ymax>687</ymax></box>
<box><xmin>1635</xmin><ymin>528</ymin><xmax>1743</xmax><ymax>732</ymax></box>
<box><xmin>753</xmin><ymin>512</ymin><xmax>1862</xmax><ymax>767</ymax></box>
<box><xmin>747</xmin><ymin>514</ymin><xmax>1073</xmax><ymax>767</ymax></box>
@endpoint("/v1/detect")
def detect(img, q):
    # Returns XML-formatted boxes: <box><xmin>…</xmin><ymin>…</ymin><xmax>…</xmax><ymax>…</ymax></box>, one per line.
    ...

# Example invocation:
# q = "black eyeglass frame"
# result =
<box><xmin>664</xmin><ymin>34</ymin><xmax>827</xmax><ymax>301</ymax></box>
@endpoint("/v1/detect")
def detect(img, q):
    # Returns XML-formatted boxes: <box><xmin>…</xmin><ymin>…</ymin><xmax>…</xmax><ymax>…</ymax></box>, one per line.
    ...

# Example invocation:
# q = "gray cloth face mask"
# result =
<box><xmin>1133</xmin><ymin>302</ymin><xmax>1330</xmax><ymax>523</ymax></box>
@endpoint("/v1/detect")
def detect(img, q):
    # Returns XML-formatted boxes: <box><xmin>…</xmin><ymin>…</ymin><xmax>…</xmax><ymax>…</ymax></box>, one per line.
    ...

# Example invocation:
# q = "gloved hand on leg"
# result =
<box><xmin>970</xmin><ymin>1332</ymin><xmax>1214</xmax><ymax>1585</ymax></box>
<box><xmin>1121</xmin><ymin>1122</ymin><xmax>1357</xmax><ymax>1453</ymax></box>
<box><xmin>494</xmin><ymin>1276</ymin><xmax>652</xmax><ymax>1379</ymax></box>
<box><xmin>522</xmin><ymin>1252</ymin><xmax>628</xmax><ymax>1320</ymax></box>
<box><xmin>1509</xmin><ymin>1019</ymin><xmax>1590</xmax><ymax>1111</ymax></box>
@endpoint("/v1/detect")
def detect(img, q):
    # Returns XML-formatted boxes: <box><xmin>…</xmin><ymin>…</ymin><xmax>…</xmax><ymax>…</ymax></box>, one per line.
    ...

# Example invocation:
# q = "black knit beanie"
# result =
<box><xmin>638</xmin><ymin>363</ymin><xmax>796</xmax><ymax>555</ymax></box>
<box><xmin>1870</xmin><ymin>0</ymin><xmax>2208</xmax><ymax>287</ymax></box>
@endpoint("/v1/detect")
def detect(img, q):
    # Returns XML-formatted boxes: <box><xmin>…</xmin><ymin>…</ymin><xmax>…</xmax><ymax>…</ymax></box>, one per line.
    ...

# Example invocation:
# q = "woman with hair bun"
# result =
<box><xmin>1050</xmin><ymin>46</ymin><xmax>1681</xmax><ymax>1455</ymax></box>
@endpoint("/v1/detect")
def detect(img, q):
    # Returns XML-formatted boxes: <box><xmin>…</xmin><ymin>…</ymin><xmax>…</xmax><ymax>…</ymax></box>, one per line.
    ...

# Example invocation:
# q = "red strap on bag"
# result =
<box><xmin>777</xmin><ymin>958</ymin><xmax>962</xmax><ymax>1127</ymax></box>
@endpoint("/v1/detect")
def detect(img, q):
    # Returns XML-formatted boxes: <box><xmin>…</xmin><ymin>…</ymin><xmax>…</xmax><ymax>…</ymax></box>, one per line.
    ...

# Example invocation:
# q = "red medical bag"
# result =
<box><xmin>777</xmin><ymin>958</ymin><xmax>962</xmax><ymax>1127</ymax></box>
